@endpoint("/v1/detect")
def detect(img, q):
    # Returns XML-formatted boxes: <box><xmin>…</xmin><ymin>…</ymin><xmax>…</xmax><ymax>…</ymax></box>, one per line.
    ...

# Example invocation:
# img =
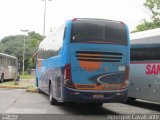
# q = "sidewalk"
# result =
<box><xmin>0</xmin><ymin>78</ymin><xmax>38</xmax><ymax>92</ymax></box>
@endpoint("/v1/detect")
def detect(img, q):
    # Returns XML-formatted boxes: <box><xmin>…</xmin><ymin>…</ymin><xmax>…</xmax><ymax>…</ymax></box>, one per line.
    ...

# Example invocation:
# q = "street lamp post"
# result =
<box><xmin>21</xmin><ymin>30</ymin><xmax>28</xmax><ymax>75</ymax></box>
<box><xmin>42</xmin><ymin>0</ymin><xmax>52</xmax><ymax>37</ymax></box>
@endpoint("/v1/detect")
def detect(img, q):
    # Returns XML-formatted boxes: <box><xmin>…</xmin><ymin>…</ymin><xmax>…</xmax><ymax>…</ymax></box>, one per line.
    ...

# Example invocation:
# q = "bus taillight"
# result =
<box><xmin>120</xmin><ymin>66</ymin><xmax>129</xmax><ymax>90</ymax></box>
<box><xmin>125</xmin><ymin>66</ymin><xmax>129</xmax><ymax>86</ymax></box>
<box><xmin>64</xmin><ymin>64</ymin><xmax>71</xmax><ymax>80</ymax></box>
<box><xmin>64</xmin><ymin>64</ymin><xmax>75</xmax><ymax>88</ymax></box>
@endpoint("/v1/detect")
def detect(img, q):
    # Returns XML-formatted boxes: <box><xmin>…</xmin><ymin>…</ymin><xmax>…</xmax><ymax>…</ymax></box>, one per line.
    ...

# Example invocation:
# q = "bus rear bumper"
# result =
<box><xmin>63</xmin><ymin>87</ymin><xmax>128</xmax><ymax>103</ymax></box>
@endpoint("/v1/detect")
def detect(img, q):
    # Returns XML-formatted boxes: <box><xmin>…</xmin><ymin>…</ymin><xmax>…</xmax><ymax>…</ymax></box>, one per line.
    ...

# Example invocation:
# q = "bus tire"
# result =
<box><xmin>49</xmin><ymin>83</ymin><xmax>59</xmax><ymax>105</ymax></box>
<box><xmin>0</xmin><ymin>73</ymin><xmax>4</xmax><ymax>83</ymax></box>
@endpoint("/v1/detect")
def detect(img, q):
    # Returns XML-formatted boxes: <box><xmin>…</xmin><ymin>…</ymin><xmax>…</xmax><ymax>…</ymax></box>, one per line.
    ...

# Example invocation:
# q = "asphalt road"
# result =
<box><xmin>0</xmin><ymin>88</ymin><xmax>159</xmax><ymax>120</ymax></box>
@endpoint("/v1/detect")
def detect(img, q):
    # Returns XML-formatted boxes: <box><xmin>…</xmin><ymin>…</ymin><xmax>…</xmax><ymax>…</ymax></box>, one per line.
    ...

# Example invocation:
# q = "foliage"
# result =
<box><xmin>133</xmin><ymin>0</ymin><xmax>160</xmax><ymax>32</ymax></box>
<box><xmin>0</xmin><ymin>31</ymin><xmax>43</xmax><ymax>73</ymax></box>
<box><xmin>144</xmin><ymin>0</ymin><xmax>160</xmax><ymax>22</ymax></box>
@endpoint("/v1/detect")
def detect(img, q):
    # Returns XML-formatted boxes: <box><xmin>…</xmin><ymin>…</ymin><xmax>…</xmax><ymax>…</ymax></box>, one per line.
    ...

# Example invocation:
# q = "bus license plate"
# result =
<box><xmin>93</xmin><ymin>94</ymin><xmax>104</xmax><ymax>99</ymax></box>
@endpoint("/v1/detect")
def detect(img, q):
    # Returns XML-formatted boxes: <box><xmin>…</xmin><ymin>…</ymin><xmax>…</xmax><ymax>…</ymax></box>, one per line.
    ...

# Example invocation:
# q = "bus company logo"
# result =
<box><xmin>146</xmin><ymin>64</ymin><xmax>160</xmax><ymax>75</ymax></box>
<box><xmin>146</xmin><ymin>64</ymin><xmax>160</xmax><ymax>85</ymax></box>
<box><xmin>79</xmin><ymin>61</ymin><xmax>102</xmax><ymax>72</ymax></box>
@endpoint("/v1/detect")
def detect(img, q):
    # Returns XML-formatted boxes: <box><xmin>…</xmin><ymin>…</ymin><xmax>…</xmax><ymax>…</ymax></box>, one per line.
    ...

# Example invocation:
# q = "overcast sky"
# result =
<box><xmin>0</xmin><ymin>0</ymin><xmax>149</xmax><ymax>40</ymax></box>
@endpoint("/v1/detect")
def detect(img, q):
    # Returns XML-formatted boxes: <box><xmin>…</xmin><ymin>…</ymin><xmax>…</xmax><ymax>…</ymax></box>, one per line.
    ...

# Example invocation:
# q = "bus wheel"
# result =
<box><xmin>0</xmin><ymin>74</ymin><xmax>4</xmax><ymax>83</ymax></box>
<box><xmin>49</xmin><ymin>84</ymin><xmax>58</xmax><ymax>105</ymax></box>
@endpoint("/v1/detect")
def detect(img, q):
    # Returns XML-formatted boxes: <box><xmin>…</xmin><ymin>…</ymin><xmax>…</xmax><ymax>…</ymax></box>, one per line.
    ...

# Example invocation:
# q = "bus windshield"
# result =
<box><xmin>71</xmin><ymin>19</ymin><xmax>128</xmax><ymax>45</ymax></box>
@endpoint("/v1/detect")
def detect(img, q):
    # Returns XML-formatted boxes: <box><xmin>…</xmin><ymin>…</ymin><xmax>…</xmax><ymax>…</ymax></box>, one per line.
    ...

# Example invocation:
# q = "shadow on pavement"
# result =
<box><xmin>40</xmin><ymin>92</ymin><xmax>117</xmax><ymax>115</ymax></box>
<box><xmin>126</xmin><ymin>99</ymin><xmax>160</xmax><ymax>112</ymax></box>
<box><xmin>59</xmin><ymin>103</ymin><xmax>118</xmax><ymax>115</ymax></box>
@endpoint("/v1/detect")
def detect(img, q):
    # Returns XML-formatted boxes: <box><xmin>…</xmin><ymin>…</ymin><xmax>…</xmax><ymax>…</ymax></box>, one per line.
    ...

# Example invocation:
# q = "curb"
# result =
<box><xmin>0</xmin><ymin>85</ymin><xmax>39</xmax><ymax>93</ymax></box>
<box><xmin>0</xmin><ymin>85</ymin><xmax>27</xmax><ymax>89</ymax></box>
<box><xmin>26</xmin><ymin>87</ymin><xmax>39</xmax><ymax>93</ymax></box>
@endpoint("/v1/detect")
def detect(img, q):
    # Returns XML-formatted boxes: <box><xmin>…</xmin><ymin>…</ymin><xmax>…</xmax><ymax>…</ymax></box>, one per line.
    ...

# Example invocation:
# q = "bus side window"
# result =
<box><xmin>147</xmin><ymin>46</ymin><xmax>160</xmax><ymax>60</ymax></box>
<box><xmin>4</xmin><ymin>57</ymin><xmax>6</xmax><ymax>65</ymax></box>
<box><xmin>131</xmin><ymin>44</ymin><xmax>160</xmax><ymax>61</ymax></box>
<box><xmin>131</xmin><ymin>45</ymin><xmax>148</xmax><ymax>61</ymax></box>
<box><xmin>39</xmin><ymin>24</ymin><xmax>65</xmax><ymax>59</ymax></box>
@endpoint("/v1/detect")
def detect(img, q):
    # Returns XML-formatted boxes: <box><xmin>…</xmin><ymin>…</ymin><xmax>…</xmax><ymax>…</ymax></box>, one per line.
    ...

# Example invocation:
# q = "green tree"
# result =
<box><xmin>144</xmin><ymin>0</ymin><xmax>160</xmax><ymax>22</ymax></box>
<box><xmin>133</xmin><ymin>0</ymin><xmax>160</xmax><ymax>32</ymax></box>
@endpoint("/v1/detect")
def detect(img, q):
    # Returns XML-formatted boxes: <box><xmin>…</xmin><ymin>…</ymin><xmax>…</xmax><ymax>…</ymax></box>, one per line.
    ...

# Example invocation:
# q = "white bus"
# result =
<box><xmin>128</xmin><ymin>28</ymin><xmax>160</xmax><ymax>103</ymax></box>
<box><xmin>0</xmin><ymin>53</ymin><xmax>18</xmax><ymax>83</ymax></box>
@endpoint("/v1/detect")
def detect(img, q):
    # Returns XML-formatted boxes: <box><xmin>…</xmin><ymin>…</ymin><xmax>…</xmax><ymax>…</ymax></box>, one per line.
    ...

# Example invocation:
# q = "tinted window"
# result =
<box><xmin>131</xmin><ymin>44</ymin><xmax>160</xmax><ymax>61</ymax></box>
<box><xmin>38</xmin><ymin>24</ymin><xmax>65</xmax><ymax>59</ymax></box>
<box><xmin>131</xmin><ymin>45</ymin><xmax>148</xmax><ymax>61</ymax></box>
<box><xmin>71</xmin><ymin>19</ymin><xmax>128</xmax><ymax>45</ymax></box>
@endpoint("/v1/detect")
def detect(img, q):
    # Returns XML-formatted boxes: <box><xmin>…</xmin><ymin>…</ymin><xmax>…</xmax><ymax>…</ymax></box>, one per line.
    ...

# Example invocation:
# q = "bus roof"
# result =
<box><xmin>130</xmin><ymin>28</ymin><xmax>160</xmax><ymax>45</ymax></box>
<box><xmin>0</xmin><ymin>53</ymin><xmax>17</xmax><ymax>59</ymax></box>
<box><xmin>130</xmin><ymin>28</ymin><xmax>160</xmax><ymax>40</ymax></box>
<box><xmin>72</xmin><ymin>18</ymin><xmax>124</xmax><ymax>23</ymax></box>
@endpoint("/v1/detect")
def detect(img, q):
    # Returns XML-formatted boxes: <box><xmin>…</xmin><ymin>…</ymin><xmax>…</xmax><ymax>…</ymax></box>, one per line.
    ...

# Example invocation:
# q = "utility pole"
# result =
<box><xmin>42</xmin><ymin>0</ymin><xmax>52</xmax><ymax>37</ymax></box>
<box><xmin>21</xmin><ymin>30</ymin><xmax>28</xmax><ymax>75</ymax></box>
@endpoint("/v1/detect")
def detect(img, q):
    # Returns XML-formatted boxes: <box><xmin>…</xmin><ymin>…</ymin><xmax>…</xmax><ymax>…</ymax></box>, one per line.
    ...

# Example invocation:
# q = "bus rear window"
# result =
<box><xmin>71</xmin><ymin>19</ymin><xmax>128</xmax><ymax>45</ymax></box>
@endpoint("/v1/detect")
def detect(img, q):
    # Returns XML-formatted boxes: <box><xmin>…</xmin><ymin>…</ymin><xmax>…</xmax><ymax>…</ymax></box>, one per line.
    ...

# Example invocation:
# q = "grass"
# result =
<box><xmin>0</xmin><ymin>80</ymin><xmax>14</xmax><ymax>86</ymax></box>
<box><xmin>0</xmin><ymin>74</ymin><xmax>35</xmax><ymax>88</ymax></box>
<box><xmin>20</xmin><ymin>74</ymin><xmax>35</xmax><ymax>79</ymax></box>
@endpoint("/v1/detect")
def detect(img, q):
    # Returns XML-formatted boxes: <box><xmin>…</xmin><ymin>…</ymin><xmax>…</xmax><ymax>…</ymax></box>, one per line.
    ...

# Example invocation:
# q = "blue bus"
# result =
<box><xmin>35</xmin><ymin>18</ymin><xmax>130</xmax><ymax>105</ymax></box>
